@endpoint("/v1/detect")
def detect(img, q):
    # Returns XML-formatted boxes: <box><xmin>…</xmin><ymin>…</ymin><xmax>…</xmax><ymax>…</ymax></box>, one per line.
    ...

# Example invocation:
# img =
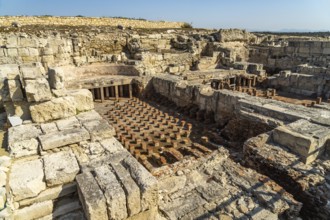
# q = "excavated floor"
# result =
<box><xmin>95</xmin><ymin>97</ymin><xmax>221</xmax><ymax>175</ymax></box>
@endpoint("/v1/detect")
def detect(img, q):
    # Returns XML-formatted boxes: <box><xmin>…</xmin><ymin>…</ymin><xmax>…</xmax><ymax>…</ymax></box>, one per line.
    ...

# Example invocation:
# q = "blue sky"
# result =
<box><xmin>0</xmin><ymin>0</ymin><xmax>329</xmax><ymax>31</ymax></box>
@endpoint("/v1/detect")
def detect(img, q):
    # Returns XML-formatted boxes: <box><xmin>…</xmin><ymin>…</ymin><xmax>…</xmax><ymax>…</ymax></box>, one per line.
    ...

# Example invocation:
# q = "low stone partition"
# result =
<box><xmin>243</xmin><ymin>133</ymin><xmax>330</xmax><ymax>219</ymax></box>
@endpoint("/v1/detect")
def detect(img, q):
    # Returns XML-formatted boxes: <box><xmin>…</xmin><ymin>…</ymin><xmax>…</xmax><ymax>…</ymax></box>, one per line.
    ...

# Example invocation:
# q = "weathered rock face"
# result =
<box><xmin>9</xmin><ymin>159</ymin><xmax>46</xmax><ymax>201</ymax></box>
<box><xmin>25</xmin><ymin>78</ymin><xmax>52</xmax><ymax>102</ymax></box>
<box><xmin>29</xmin><ymin>96</ymin><xmax>77</xmax><ymax>123</ymax></box>
<box><xmin>69</xmin><ymin>89</ymin><xmax>94</xmax><ymax>112</ymax></box>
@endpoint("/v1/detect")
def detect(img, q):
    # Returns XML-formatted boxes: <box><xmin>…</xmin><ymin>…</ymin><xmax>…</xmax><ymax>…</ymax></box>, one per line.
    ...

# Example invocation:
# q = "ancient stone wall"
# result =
<box><xmin>249</xmin><ymin>40</ymin><xmax>330</xmax><ymax>71</ymax></box>
<box><xmin>0</xmin><ymin>16</ymin><xmax>184</xmax><ymax>29</ymax></box>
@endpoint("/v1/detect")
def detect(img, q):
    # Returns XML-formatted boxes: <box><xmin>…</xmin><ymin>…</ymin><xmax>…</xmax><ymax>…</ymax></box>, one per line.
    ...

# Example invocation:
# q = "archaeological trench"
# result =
<box><xmin>0</xmin><ymin>16</ymin><xmax>329</xmax><ymax>220</ymax></box>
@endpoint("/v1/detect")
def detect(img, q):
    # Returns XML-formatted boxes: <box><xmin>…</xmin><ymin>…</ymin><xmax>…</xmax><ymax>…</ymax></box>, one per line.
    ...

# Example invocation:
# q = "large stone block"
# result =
<box><xmin>48</xmin><ymin>67</ymin><xmax>65</xmax><ymax>89</ymax></box>
<box><xmin>94</xmin><ymin>165</ymin><xmax>128</xmax><ymax>220</ymax></box>
<box><xmin>8</xmin><ymin>124</ymin><xmax>41</xmax><ymax>146</ymax></box>
<box><xmin>272</xmin><ymin>119</ymin><xmax>330</xmax><ymax>163</ymax></box>
<box><xmin>70</xmin><ymin>89</ymin><xmax>94</xmax><ymax>112</ymax></box>
<box><xmin>111</xmin><ymin>163</ymin><xmax>141</xmax><ymax>216</ymax></box>
<box><xmin>76</xmin><ymin>110</ymin><xmax>102</xmax><ymax>123</ymax></box>
<box><xmin>25</xmin><ymin>78</ymin><xmax>52</xmax><ymax>102</ymax></box>
<box><xmin>7</xmin><ymin>79</ymin><xmax>24</xmax><ymax>101</ymax></box>
<box><xmin>0</xmin><ymin>64</ymin><xmax>20</xmax><ymax>80</ymax></box>
<box><xmin>76</xmin><ymin>172</ymin><xmax>108</xmax><ymax>220</ymax></box>
<box><xmin>19</xmin><ymin>183</ymin><xmax>76</xmax><ymax>207</ymax></box>
<box><xmin>9</xmin><ymin>159</ymin><xmax>46</xmax><ymax>201</ymax></box>
<box><xmin>100</xmin><ymin>137</ymin><xmax>125</xmax><ymax>154</ymax></box>
<box><xmin>55</xmin><ymin>116</ymin><xmax>80</xmax><ymax>131</ymax></box>
<box><xmin>43</xmin><ymin>150</ymin><xmax>80</xmax><ymax>186</ymax></box>
<box><xmin>39</xmin><ymin>127</ymin><xmax>90</xmax><ymax>150</ymax></box>
<box><xmin>83</xmin><ymin>119</ymin><xmax>115</xmax><ymax>142</ymax></box>
<box><xmin>20</xmin><ymin>64</ymin><xmax>46</xmax><ymax>80</ymax></box>
<box><xmin>122</xmin><ymin>156</ymin><xmax>158</xmax><ymax>210</ymax></box>
<box><xmin>9</xmin><ymin>138</ymin><xmax>39</xmax><ymax>158</ymax></box>
<box><xmin>29</xmin><ymin>96</ymin><xmax>77</xmax><ymax>123</ymax></box>
<box><xmin>14</xmin><ymin>200</ymin><xmax>53</xmax><ymax>220</ymax></box>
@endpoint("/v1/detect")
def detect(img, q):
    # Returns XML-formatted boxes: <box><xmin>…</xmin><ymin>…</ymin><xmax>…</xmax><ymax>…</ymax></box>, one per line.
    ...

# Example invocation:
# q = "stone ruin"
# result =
<box><xmin>0</xmin><ymin>18</ymin><xmax>329</xmax><ymax>220</ymax></box>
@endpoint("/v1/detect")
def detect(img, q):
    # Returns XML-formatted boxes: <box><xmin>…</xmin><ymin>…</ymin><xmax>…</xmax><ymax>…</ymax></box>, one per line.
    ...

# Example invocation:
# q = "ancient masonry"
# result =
<box><xmin>0</xmin><ymin>17</ymin><xmax>329</xmax><ymax>220</ymax></box>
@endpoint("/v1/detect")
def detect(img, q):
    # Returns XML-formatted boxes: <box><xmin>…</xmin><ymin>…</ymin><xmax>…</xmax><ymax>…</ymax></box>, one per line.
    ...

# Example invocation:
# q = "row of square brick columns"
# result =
<box><xmin>104</xmin><ymin>97</ymin><xmax>212</xmax><ymax>172</ymax></box>
<box><xmin>90</xmin><ymin>84</ymin><xmax>133</xmax><ymax>102</ymax></box>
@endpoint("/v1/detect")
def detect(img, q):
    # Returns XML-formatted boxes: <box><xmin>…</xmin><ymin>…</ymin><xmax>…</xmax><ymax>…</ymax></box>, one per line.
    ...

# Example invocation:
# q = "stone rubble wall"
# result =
<box><xmin>267</xmin><ymin>71</ymin><xmax>330</xmax><ymax>99</ymax></box>
<box><xmin>249</xmin><ymin>40</ymin><xmax>330</xmax><ymax>70</ymax></box>
<box><xmin>0</xmin><ymin>16</ymin><xmax>184</xmax><ymax>29</ymax></box>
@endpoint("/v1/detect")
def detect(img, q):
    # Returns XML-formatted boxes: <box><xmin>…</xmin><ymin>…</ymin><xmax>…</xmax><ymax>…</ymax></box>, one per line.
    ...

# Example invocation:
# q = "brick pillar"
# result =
<box><xmin>100</xmin><ymin>87</ymin><xmax>104</xmax><ymax>102</ymax></box>
<box><xmin>115</xmin><ymin>85</ymin><xmax>119</xmax><ymax>100</ymax></box>
<box><xmin>129</xmin><ymin>84</ymin><xmax>133</xmax><ymax>98</ymax></box>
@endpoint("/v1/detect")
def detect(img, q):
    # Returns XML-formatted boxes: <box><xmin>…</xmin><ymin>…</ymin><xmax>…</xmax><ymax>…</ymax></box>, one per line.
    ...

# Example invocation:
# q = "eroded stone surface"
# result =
<box><xmin>76</xmin><ymin>171</ymin><xmax>108</xmax><ymax>220</ymax></box>
<box><xmin>39</xmin><ymin>127</ymin><xmax>90</xmax><ymax>150</ymax></box>
<box><xmin>9</xmin><ymin>159</ymin><xmax>46</xmax><ymax>201</ymax></box>
<box><xmin>43</xmin><ymin>150</ymin><xmax>80</xmax><ymax>186</ymax></box>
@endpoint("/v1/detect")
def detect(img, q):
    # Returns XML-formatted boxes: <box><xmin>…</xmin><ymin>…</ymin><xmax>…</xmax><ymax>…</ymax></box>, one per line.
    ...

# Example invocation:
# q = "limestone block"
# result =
<box><xmin>76</xmin><ymin>110</ymin><xmax>102</xmax><ymax>123</ymax></box>
<box><xmin>272</xmin><ymin>119</ymin><xmax>330</xmax><ymax>163</ymax></box>
<box><xmin>38</xmin><ymin>127</ymin><xmax>90</xmax><ymax>150</ymax></box>
<box><xmin>30</xmin><ymin>96</ymin><xmax>77</xmax><ymax>123</ymax></box>
<box><xmin>40</xmin><ymin>122</ymin><xmax>58</xmax><ymax>134</ymax></box>
<box><xmin>55</xmin><ymin>116</ymin><xmax>80</xmax><ymax>131</ymax></box>
<box><xmin>48</xmin><ymin>68</ymin><xmax>65</xmax><ymax>89</ymax></box>
<box><xmin>8</xmin><ymin>124</ymin><xmax>41</xmax><ymax>146</ymax></box>
<box><xmin>100</xmin><ymin>137</ymin><xmax>125</xmax><ymax>154</ymax></box>
<box><xmin>0</xmin><ymin>64</ymin><xmax>20</xmax><ymax>80</ymax></box>
<box><xmin>70</xmin><ymin>89</ymin><xmax>94</xmax><ymax>112</ymax></box>
<box><xmin>14</xmin><ymin>201</ymin><xmax>53</xmax><ymax>220</ymax></box>
<box><xmin>9</xmin><ymin>138</ymin><xmax>39</xmax><ymax>158</ymax></box>
<box><xmin>18</xmin><ymin>48</ymin><xmax>30</xmax><ymax>56</ymax></box>
<box><xmin>7</xmin><ymin>48</ymin><xmax>18</xmax><ymax>57</ymax></box>
<box><xmin>76</xmin><ymin>172</ymin><xmax>108</xmax><ymax>220</ymax></box>
<box><xmin>9</xmin><ymin>159</ymin><xmax>46</xmax><ymax>201</ymax></box>
<box><xmin>29</xmin><ymin>48</ymin><xmax>39</xmax><ymax>56</ymax></box>
<box><xmin>19</xmin><ymin>38</ymin><xmax>38</xmax><ymax>48</ymax></box>
<box><xmin>122</xmin><ymin>156</ymin><xmax>158</xmax><ymax>210</ymax></box>
<box><xmin>20</xmin><ymin>64</ymin><xmax>46</xmax><ymax>79</ymax></box>
<box><xmin>25</xmin><ymin>78</ymin><xmax>52</xmax><ymax>102</ymax></box>
<box><xmin>111</xmin><ymin>163</ymin><xmax>141</xmax><ymax>216</ymax></box>
<box><xmin>5</xmin><ymin>36</ymin><xmax>18</xmax><ymax>48</ymax></box>
<box><xmin>43</xmin><ymin>150</ymin><xmax>80</xmax><ymax>186</ymax></box>
<box><xmin>94</xmin><ymin>165</ymin><xmax>127</xmax><ymax>220</ymax></box>
<box><xmin>6</xmin><ymin>79</ymin><xmax>24</xmax><ymax>101</ymax></box>
<box><xmin>83</xmin><ymin>119</ymin><xmax>115</xmax><ymax>142</ymax></box>
<box><xmin>18</xmin><ymin>183</ymin><xmax>76</xmax><ymax>207</ymax></box>
<box><xmin>0</xmin><ymin>187</ymin><xmax>6</xmax><ymax>210</ymax></box>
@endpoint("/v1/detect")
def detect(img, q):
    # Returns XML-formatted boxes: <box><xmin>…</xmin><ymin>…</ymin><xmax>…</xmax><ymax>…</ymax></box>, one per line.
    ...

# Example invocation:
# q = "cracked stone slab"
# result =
<box><xmin>9</xmin><ymin>138</ymin><xmax>39</xmax><ymax>158</ymax></box>
<box><xmin>8</xmin><ymin>124</ymin><xmax>42</xmax><ymax>146</ymax></box>
<box><xmin>40</xmin><ymin>122</ymin><xmax>58</xmax><ymax>134</ymax></box>
<box><xmin>94</xmin><ymin>165</ymin><xmax>128</xmax><ymax>220</ymax></box>
<box><xmin>9</xmin><ymin>159</ymin><xmax>46</xmax><ymax>201</ymax></box>
<box><xmin>83</xmin><ymin>119</ymin><xmax>115</xmax><ymax>142</ymax></box>
<box><xmin>111</xmin><ymin>163</ymin><xmax>141</xmax><ymax>216</ymax></box>
<box><xmin>122</xmin><ymin>156</ymin><xmax>158</xmax><ymax>211</ymax></box>
<box><xmin>55</xmin><ymin>116</ymin><xmax>81</xmax><ymax>131</ymax></box>
<box><xmin>14</xmin><ymin>200</ymin><xmax>53</xmax><ymax>220</ymax></box>
<box><xmin>38</xmin><ymin>127</ymin><xmax>90</xmax><ymax>150</ymax></box>
<box><xmin>43</xmin><ymin>150</ymin><xmax>80</xmax><ymax>186</ymax></box>
<box><xmin>76</xmin><ymin>110</ymin><xmax>102</xmax><ymax>124</ymax></box>
<box><xmin>76</xmin><ymin>171</ymin><xmax>108</xmax><ymax>220</ymax></box>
